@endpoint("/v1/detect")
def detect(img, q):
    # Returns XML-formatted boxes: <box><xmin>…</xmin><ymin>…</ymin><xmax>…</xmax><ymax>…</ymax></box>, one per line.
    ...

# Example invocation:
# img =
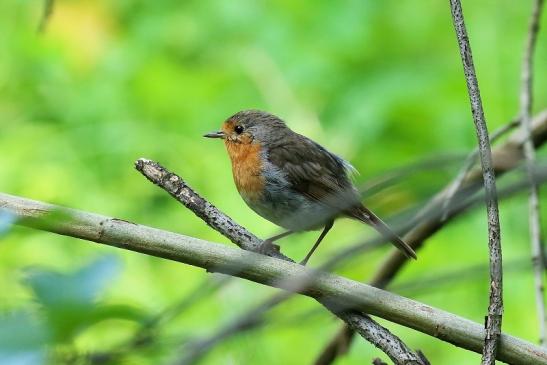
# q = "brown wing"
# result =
<box><xmin>268</xmin><ymin>132</ymin><xmax>417</xmax><ymax>260</ymax></box>
<box><xmin>267</xmin><ymin>133</ymin><xmax>360</xmax><ymax>212</ymax></box>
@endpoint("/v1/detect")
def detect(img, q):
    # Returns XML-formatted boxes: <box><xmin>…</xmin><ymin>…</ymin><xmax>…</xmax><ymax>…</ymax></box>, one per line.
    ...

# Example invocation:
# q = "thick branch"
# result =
<box><xmin>520</xmin><ymin>0</ymin><xmax>546</xmax><ymax>346</ymax></box>
<box><xmin>1</xmin><ymin>193</ymin><xmax>546</xmax><ymax>364</ymax></box>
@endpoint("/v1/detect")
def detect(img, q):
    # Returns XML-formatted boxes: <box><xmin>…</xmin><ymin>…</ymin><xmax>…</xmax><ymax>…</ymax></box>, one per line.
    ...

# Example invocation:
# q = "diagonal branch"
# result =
<box><xmin>450</xmin><ymin>2</ymin><xmax>503</xmax><ymax>363</ymax></box>
<box><xmin>441</xmin><ymin>118</ymin><xmax>520</xmax><ymax>220</ymax></box>
<box><xmin>136</xmin><ymin>159</ymin><xmax>426</xmax><ymax>365</ymax></box>
<box><xmin>519</xmin><ymin>0</ymin><xmax>546</xmax><ymax>346</ymax></box>
<box><xmin>136</xmin><ymin>161</ymin><xmax>269</xmax><ymax>255</ymax></box>
<box><xmin>1</xmin><ymin>193</ymin><xmax>546</xmax><ymax>364</ymax></box>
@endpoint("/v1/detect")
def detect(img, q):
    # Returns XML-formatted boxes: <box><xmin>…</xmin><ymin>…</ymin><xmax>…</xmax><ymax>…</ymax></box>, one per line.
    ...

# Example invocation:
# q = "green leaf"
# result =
<box><xmin>24</xmin><ymin>255</ymin><xmax>123</xmax><ymax>341</ymax></box>
<box><xmin>0</xmin><ymin>209</ymin><xmax>16</xmax><ymax>238</ymax></box>
<box><xmin>25</xmin><ymin>255</ymin><xmax>120</xmax><ymax>308</ymax></box>
<box><xmin>0</xmin><ymin>311</ymin><xmax>49</xmax><ymax>365</ymax></box>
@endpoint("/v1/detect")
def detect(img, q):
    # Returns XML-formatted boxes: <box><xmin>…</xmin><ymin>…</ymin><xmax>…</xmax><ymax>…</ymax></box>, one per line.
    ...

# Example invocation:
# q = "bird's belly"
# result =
<box><xmin>243</xmin><ymin>188</ymin><xmax>331</xmax><ymax>232</ymax></box>
<box><xmin>235</xmin><ymin>157</ymin><xmax>333</xmax><ymax>231</ymax></box>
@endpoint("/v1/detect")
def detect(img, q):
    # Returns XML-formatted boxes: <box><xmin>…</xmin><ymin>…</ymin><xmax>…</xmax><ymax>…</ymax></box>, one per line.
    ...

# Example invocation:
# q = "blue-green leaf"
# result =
<box><xmin>0</xmin><ymin>311</ymin><xmax>49</xmax><ymax>365</ymax></box>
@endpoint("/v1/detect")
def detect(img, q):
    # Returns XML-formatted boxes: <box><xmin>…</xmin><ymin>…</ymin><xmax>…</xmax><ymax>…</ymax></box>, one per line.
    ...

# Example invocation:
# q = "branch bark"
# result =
<box><xmin>1</xmin><ymin>193</ymin><xmax>547</xmax><ymax>364</ymax></box>
<box><xmin>451</xmin><ymin>2</ymin><xmax>503</xmax><ymax>363</ymax></box>
<box><xmin>520</xmin><ymin>0</ymin><xmax>546</xmax><ymax>346</ymax></box>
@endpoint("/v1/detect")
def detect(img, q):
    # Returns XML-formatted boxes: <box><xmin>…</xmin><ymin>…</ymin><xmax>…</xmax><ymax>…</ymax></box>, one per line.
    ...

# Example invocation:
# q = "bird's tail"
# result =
<box><xmin>350</xmin><ymin>205</ymin><xmax>417</xmax><ymax>260</ymax></box>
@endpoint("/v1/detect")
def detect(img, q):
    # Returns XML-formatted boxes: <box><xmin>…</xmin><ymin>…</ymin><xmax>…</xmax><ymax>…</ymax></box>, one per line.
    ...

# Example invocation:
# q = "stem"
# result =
<box><xmin>448</xmin><ymin>1</ymin><xmax>503</xmax><ymax>363</ymax></box>
<box><xmin>520</xmin><ymin>0</ymin><xmax>546</xmax><ymax>347</ymax></box>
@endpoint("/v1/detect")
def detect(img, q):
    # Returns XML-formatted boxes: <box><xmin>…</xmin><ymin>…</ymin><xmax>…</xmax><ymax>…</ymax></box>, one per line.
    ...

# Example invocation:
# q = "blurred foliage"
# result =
<box><xmin>0</xmin><ymin>210</ymin><xmax>16</xmax><ymax>237</ymax></box>
<box><xmin>24</xmin><ymin>255</ymin><xmax>145</xmax><ymax>342</ymax></box>
<box><xmin>0</xmin><ymin>0</ymin><xmax>546</xmax><ymax>364</ymax></box>
<box><xmin>0</xmin><ymin>311</ymin><xmax>49</xmax><ymax>365</ymax></box>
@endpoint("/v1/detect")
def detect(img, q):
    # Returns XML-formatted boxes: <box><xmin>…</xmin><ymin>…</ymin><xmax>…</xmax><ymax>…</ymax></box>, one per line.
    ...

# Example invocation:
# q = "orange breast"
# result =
<box><xmin>225</xmin><ymin>141</ymin><xmax>265</xmax><ymax>201</ymax></box>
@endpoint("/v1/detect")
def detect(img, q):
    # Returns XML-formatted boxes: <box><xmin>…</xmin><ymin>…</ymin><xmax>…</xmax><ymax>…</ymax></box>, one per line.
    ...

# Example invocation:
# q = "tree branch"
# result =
<box><xmin>451</xmin><ymin>2</ymin><xmax>503</xmax><ymax>363</ymax></box>
<box><xmin>136</xmin><ymin>160</ymin><xmax>271</xmax><ymax>256</ymax></box>
<box><xmin>520</xmin><ymin>0</ymin><xmax>546</xmax><ymax>346</ymax></box>
<box><xmin>2</xmin><ymin>193</ymin><xmax>547</xmax><ymax>364</ymax></box>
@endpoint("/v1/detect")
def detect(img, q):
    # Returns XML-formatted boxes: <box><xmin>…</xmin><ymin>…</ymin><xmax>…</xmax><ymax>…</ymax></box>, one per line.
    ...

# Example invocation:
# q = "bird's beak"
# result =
<box><xmin>203</xmin><ymin>131</ymin><xmax>226</xmax><ymax>139</ymax></box>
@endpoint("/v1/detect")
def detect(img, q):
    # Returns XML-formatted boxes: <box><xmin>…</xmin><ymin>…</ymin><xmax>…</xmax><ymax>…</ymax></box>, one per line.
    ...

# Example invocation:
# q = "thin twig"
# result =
<box><xmin>441</xmin><ymin>118</ymin><xmax>520</xmax><ymax>220</ymax></box>
<box><xmin>520</xmin><ymin>0</ymin><xmax>546</xmax><ymax>346</ymax></box>
<box><xmin>449</xmin><ymin>2</ymin><xmax>503</xmax><ymax>363</ymax></box>
<box><xmin>2</xmin><ymin>193</ymin><xmax>546</xmax><ymax>364</ymax></box>
<box><xmin>177</xmin><ymin>293</ymin><xmax>291</xmax><ymax>365</ymax></box>
<box><xmin>135</xmin><ymin>159</ymin><xmax>426</xmax><ymax>365</ymax></box>
<box><xmin>416</xmin><ymin>350</ymin><xmax>431</xmax><ymax>365</ymax></box>
<box><xmin>37</xmin><ymin>0</ymin><xmax>55</xmax><ymax>33</ymax></box>
<box><xmin>85</xmin><ymin>276</ymin><xmax>230</xmax><ymax>365</ymax></box>
<box><xmin>314</xmin><ymin>110</ymin><xmax>547</xmax><ymax>365</ymax></box>
<box><xmin>372</xmin><ymin>358</ymin><xmax>387</xmax><ymax>365</ymax></box>
<box><xmin>391</xmin><ymin>257</ymin><xmax>531</xmax><ymax>297</ymax></box>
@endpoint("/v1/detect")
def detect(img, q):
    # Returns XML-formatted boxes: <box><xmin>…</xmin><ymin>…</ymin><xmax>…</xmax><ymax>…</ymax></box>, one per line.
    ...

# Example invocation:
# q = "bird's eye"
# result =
<box><xmin>234</xmin><ymin>125</ymin><xmax>244</xmax><ymax>134</ymax></box>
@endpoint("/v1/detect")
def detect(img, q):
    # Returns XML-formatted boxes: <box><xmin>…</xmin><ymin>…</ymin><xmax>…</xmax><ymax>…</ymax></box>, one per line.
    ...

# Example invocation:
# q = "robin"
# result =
<box><xmin>205</xmin><ymin>110</ymin><xmax>416</xmax><ymax>264</ymax></box>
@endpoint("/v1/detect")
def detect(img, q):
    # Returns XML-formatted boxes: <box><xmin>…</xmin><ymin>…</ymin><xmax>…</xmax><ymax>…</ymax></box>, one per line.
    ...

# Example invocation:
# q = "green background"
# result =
<box><xmin>1</xmin><ymin>0</ymin><xmax>546</xmax><ymax>364</ymax></box>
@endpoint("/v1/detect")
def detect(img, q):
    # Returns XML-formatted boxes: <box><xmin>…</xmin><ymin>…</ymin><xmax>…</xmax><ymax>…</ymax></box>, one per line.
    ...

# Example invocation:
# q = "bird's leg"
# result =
<box><xmin>300</xmin><ymin>220</ymin><xmax>334</xmax><ymax>266</ymax></box>
<box><xmin>258</xmin><ymin>230</ymin><xmax>294</xmax><ymax>255</ymax></box>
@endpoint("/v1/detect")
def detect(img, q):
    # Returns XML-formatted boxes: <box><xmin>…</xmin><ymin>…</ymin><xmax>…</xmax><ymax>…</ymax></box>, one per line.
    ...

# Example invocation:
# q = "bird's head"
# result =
<box><xmin>204</xmin><ymin>110</ymin><xmax>287</xmax><ymax>146</ymax></box>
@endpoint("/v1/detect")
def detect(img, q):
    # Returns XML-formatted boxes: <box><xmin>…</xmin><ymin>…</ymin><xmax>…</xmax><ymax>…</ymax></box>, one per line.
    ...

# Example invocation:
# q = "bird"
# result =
<box><xmin>204</xmin><ymin>110</ymin><xmax>417</xmax><ymax>265</ymax></box>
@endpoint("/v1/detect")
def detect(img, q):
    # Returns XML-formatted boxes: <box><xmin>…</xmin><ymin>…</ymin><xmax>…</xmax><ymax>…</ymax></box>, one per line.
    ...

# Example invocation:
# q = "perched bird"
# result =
<box><xmin>205</xmin><ymin>110</ymin><xmax>416</xmax><ymax>264</ymax></box>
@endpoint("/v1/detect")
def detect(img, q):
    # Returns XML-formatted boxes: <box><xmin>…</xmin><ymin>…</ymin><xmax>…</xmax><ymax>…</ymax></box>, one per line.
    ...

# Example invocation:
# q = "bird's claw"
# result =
<box><xmin>257</xmin><ymin>239</ymin><xmax>280</xmax><ymax>255</ymax></box>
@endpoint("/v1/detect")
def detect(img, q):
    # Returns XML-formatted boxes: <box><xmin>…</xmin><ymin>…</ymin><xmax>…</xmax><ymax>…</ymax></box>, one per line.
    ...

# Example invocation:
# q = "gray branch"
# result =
<box><xmin>449</xmin><ymin>1</ymin><xmax>503</xmax><ymax>363</ymax></box>
<box><xmin>136</xmin><ymin>160</ymin><xmax>269</xmax><ymax>255</ymax></box>
<box><xmin>520</xmin><ymin>0</ymin><xmax>546</xmax><ymax>346</ymax></box>
<box><xmin>1</xmin><ymin>193</ymin><xmax>547</xmax><ymax>364</ymax></box>
<box><xmin>342</xmin><ymin>313</ymin><xmax>426</xmax><ymax>365</ymax></box>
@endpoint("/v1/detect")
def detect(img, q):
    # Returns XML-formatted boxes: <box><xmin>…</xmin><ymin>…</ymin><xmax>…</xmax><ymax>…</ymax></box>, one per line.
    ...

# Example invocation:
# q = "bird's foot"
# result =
<box><xmin>257</xmin><ymin>239</ymin><xmax>280</xmax><ymax>256</ymax></box>
<box><xmin>299</xmin><ymin>255</ymin><xmax>311</xmax><ymax>266</ymax></box>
